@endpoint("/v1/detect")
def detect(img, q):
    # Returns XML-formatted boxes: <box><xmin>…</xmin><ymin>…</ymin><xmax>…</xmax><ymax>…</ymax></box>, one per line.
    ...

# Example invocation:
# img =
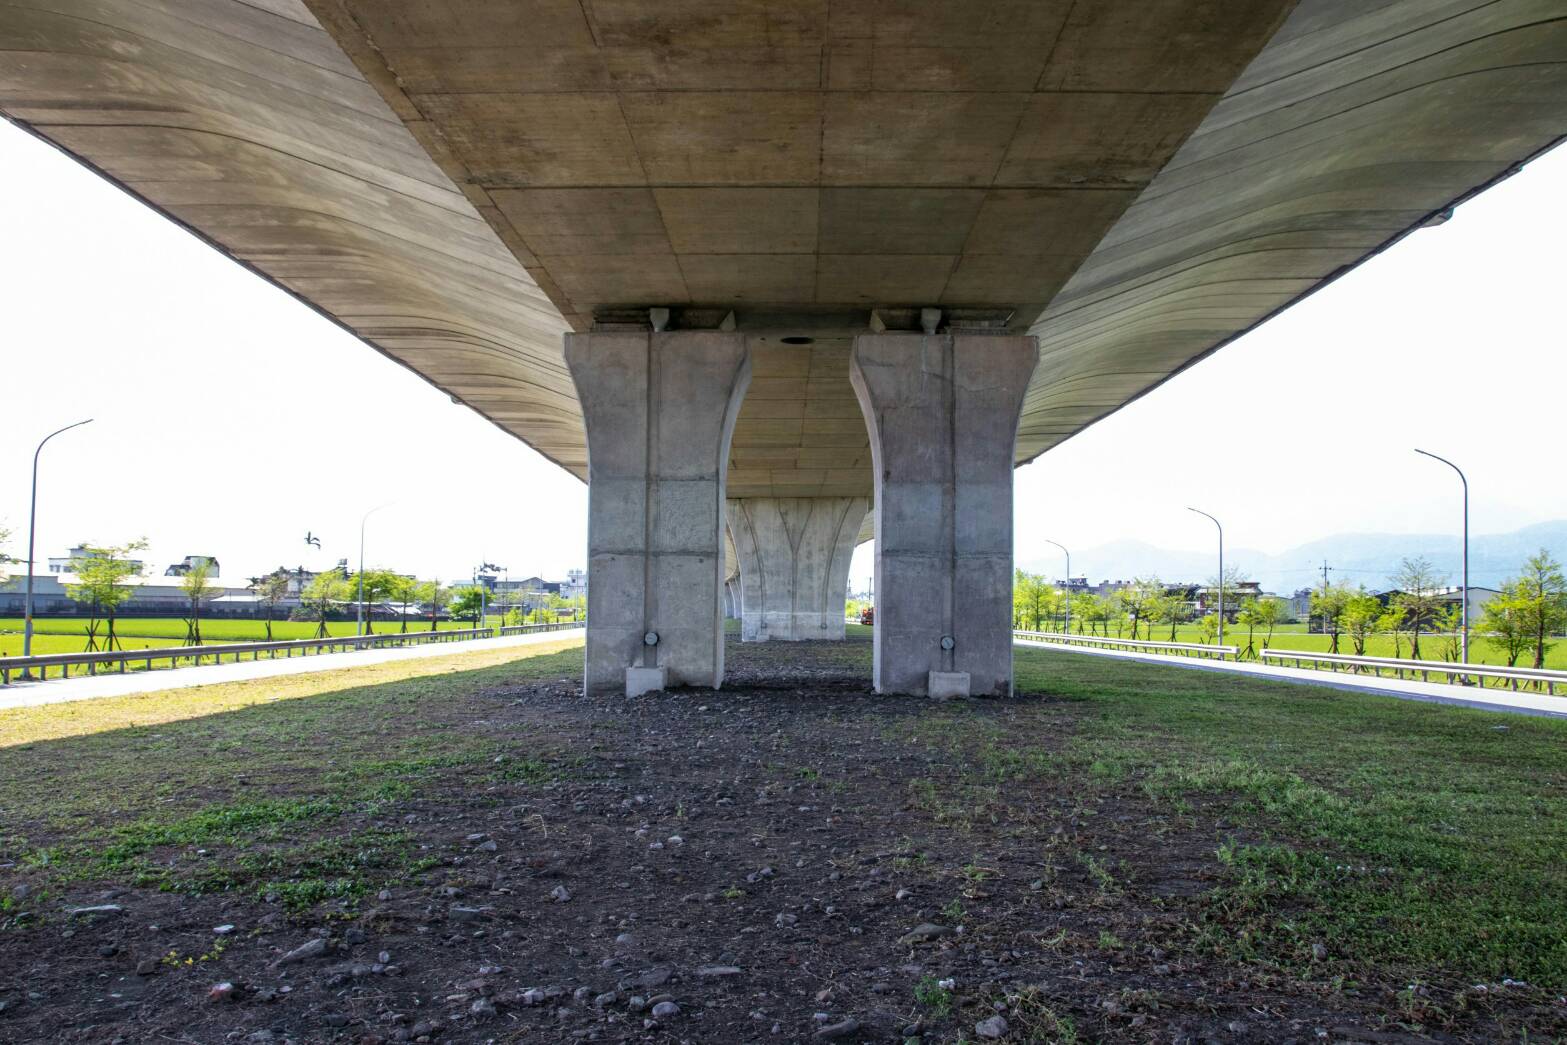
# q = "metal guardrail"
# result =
<box><xmin>1260</xmin><ymin>648</ymin><xmax>1567</xmax><ymax>694</ymax></box>
<box><xmin>0</xmin><ymin>627</ymin><xmax>497</xmax><ymax>685</ymax></box>
<box><xmin>498</xmin><ymin>621</ymin><xmax>584</xmax><ymax>636</ymax></box>
<box><xmin>1015</xmin><ymin>630</ymin><xmax>1238</xmax><ymax>661</ymax></box>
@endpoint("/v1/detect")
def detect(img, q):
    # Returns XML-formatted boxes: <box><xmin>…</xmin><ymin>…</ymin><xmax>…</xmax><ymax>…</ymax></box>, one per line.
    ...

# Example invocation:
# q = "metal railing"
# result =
<box><xmin>0</xmin><ymin>627</ymin><xmax>496</xmax><ymax>685</ymax></box>
<box><xmin>1260</xmin><ymin>648</ymin><xmax>1567</xmax><ymax>694</ymax></box>
<box><xmin>498</xmin><ymin>620</ymin><xmax>584</xmax><ymax>636</ymax></box>
<box><xmin>1015</xmin><ymin>630</ymin><xmax>1238</xmax><ymax>661</ymax></box>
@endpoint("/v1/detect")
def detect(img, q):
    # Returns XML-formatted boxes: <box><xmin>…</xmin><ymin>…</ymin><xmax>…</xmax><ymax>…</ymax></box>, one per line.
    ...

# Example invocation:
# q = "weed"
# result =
<box><xmin>1007</xmin><ymin>986</ymin><xmax>1079</xmax><ymax>1043</ymax></box>
<box><xmin>914</xmin><ymin>976</ymin><xmax>953</xmax><ymax>1018</ymax></box>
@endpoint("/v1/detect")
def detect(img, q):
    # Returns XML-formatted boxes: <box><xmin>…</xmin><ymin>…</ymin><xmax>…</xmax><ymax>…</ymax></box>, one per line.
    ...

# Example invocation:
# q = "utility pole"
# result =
<box><xmin>1320</xmin><ymin>559</ymin><xmax>1333</xmax><ymax>590</ymax></box>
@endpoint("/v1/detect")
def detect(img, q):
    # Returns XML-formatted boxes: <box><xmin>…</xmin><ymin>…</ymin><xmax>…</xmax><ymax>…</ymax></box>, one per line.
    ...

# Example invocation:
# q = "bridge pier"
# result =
<box><xmin>726</xmin><ymin>496</ymin><xmax>870</xmax><ymax>642</ymax></box>
<box><xmin>566</xmin><ymin>330</ymin><xmax>750</xmax><ymax>695</ymax></box>
<box><xmin>850</xmin><ymin>333</ymin><xmax>1038</xmax><ymax>697</ymax></box>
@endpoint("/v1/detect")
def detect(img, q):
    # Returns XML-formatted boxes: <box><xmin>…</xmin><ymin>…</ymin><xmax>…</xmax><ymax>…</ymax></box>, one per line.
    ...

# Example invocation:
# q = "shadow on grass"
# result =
<box><xmin>0</xmin><ymin>645</ymin><xmax>587</xmax><ymax>915</ymax></box>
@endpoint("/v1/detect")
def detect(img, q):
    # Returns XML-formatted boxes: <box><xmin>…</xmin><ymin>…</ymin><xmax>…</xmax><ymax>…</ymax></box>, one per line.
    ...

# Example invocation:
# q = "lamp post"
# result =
<box><xmin>22</xmin><ymin>418</ymin><xmax>93</xmax><ymax>664</ymax></box>
<box><xmin>1415</xmin><ymin>448</ymin><xmax>1468</xmax><ymax>664</ymax></box>
<box><xmin>357</xmin><ymin>502</ymin><xmax>391</xmax><ymax>636</ymax></box>
<box><xmin>1044</xmin><ymin>539</ymin><xmax>1070</xmax><ymax>634</ymax></box>
<box><xmin>1187</xmin><ymin>507</ymin><xmax>1223</xmax><ymax>647</ymax></box>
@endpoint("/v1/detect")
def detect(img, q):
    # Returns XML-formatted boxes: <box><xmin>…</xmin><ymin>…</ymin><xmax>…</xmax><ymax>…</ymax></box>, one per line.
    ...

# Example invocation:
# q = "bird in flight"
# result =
<box><xmin>305</xmin><ymin>532</ymin><xmax>321</xmax><ymax>549</ymax></box>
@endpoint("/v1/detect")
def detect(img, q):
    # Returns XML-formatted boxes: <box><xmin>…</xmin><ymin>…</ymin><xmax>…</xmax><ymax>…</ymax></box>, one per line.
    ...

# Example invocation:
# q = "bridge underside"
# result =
<box><xmin>1</xmin><ymin>0</ymin><xmax>1562</xmax><ymax>692</ymax></box>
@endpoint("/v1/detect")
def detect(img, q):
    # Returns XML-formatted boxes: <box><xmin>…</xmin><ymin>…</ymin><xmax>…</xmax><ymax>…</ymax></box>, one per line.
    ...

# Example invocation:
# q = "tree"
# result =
<box><xmin>1153</xmin><ymin>591</ymin><xmax>1186</xmax><ymax>641</ymax></box>
<box><xmin>1069</xmin><ymin>593</ymin><xmax>1095</xmax><ymax>635</ymax></box>
<box><xmin>1434</xmin><ymin>604</ymin><xmax>1464</xmax><ymax>662</ymax></box>
<box><xmin>347</xmin><ymin>568</ymin><xmax>400</xmax><ymax>635</ymax></box>
<box><xmin>179</xmin><ymin>559</ymin><xmax>219</xmax><ymax>645</ymax></box>
<box><xmin>0</xmin><ymin>520</ymin><xmax>12</xmax><ymax>566</ymax></box>
<box><xmin>1254</xmin><ymin>597</ymin><xmax>1287</xmax><ymax>648</ymax></box>
<box><xmin>418</xmin><ymin>580</ymin><xmax>450</xmax><ymax>632</ymax></box>
<box><xmin>1339</xmin><ymin>589</ymin><xmax>1382</xmax><ymax>657</ymax></box>
<box><xmin>1195</xmin><ymin>613</ymin><xmax>1219</xmax><ymax>645</ymax></box>
<box><xmin>1310</xmin><ymin>581</ymin><xmax>1351</xmax><ymax>654</ymax></box>
<box><xmin>450</xmin><ymin>584</ymin><xmax>486</xmax><ymax>626</ymax></box>
<box><xmin>1377</xmin><ymin>607</ymin><xmax>1405</xmax><ymax>659</ymax></box>
<box><xmin>1509</xmin><ymin>550</ymin><xmax>1567</xmax><ymax>669</ymax></box>
<box><xmin>1234</xmin><ymin>597</ymin><xmax>1261</xmax><ymax>658</ymax></box>
<box><xmin>66</xmin><ymin>539</ymin><xmax>148</xmax><ymax>652</ymax></box>
<box><xmin>1012</xmin><ymin>569</ymin><xmax>1054</xmax><ymax>632</ymax></box>
<box><xmin>1479</xmin><ymin>586</ymin><xmax>1531</xmax><ymax>668</ymax></box>
<box><xmin>1391</xmin><ymin>556</ymin><xmax>1446</xmax><ymax>660</ymax></box>
<box><xmin>302</xmin><ymin>571</ymin><xmax>349</xmax><ymax>639</ymax></box>
<box><xmin>249</xmin><ymin>570</ymin><xmax>291</xmax><ymax>641</ymax></box>
<box><xmin>1120</xmin><ymin>577</ymin><xmax>1162</xmax><ymax>640</ymax></box>
<box><xmin>1012</xmin><ymin>568</ymin><xmax>1036</xmax><ymax>629</ymax></box>
<box><xmin>389</xmin><ymin>574</ymin><xmax>420</xmax><ymax>633</ymax></box>
<box><xmin>1205</xmin><ymin>565</ymin><xmax>1249</xmax><ymax>622</ymax></box>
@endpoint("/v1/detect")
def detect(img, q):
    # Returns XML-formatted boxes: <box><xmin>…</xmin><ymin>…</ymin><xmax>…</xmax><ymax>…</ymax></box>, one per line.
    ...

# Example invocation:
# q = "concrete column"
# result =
<box><xmin>565</xmin><ymin>331</ymin><xmax>750</xmax><ymax>695</ymax></box>
<box><xmin>726</xmin><ymin>497</ymin><xmax>870</xmax><ymax>641</ymax></box>
<box><xmin>849</xmin><ymin>333</ymin><xmax>1038</xmax><ymax>697</ymax></box>
<box><xmin>723</xmin><ymin>577</ymin><xmax>741</xmax><ymax>620</ymax></box>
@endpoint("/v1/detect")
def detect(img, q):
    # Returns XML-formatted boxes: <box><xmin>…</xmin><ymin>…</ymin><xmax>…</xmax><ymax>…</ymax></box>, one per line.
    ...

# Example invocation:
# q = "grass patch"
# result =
<box><xmin>0</xmin><ymin>639</ymin><xmax>585</xmax><ymax>914</ymax></box>
<box><xmin>1001</xmin><ymin>646</ymin><xmax>1567</xmax><ymax>986</ymax></box>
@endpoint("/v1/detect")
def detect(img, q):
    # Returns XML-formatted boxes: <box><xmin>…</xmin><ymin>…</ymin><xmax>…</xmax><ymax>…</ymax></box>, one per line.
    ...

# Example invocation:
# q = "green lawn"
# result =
<box><xmin>996</xmin><ymin>648</ymin><xmax>1567</xmax><ymax>985</ymax></box>
<box><xmin>0</xmin><ymin>615</ymin><xmax>549</xmax><ymax>657</ymax></box>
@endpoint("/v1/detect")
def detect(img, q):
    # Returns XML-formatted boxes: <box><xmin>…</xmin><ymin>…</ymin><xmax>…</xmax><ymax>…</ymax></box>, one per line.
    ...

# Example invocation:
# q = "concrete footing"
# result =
<box><xmin>566</xmin><ymin>331</ymin><xmax>750</xmax><ymax>694</ymax></box>
<box><xmin>850</xmin><ymin>333</ymin><xmax>1038</xmax><ymax>696</ymax></box>
<box><xmin>927</xmin><ymin>671</ymin><xmax>971</xmax><ymax>700</ymax></box>
<box><xmin>727</xmin><ymin>497</ymin><xmax>869</xmax><ymax>641</ymax></box>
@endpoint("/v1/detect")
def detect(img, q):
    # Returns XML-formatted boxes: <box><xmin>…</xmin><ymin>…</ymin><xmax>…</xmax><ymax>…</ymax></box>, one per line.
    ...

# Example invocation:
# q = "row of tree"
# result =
<box><xmin>1012</xmin><ymin>549</ymin><xmax>1567</xmax><ymax>667</ymax></box>
<box><xmin>21</xmin><ymin>538</ymin><xmax>583</xmax><ymax>650</ymax></box>
<box><xmin>1013</xmin><ymin>569</ymin><xmax>1291</xmax><ymax>656</ymax></box>
<box><xmin>1309</xmin><ymin>552</ymin><xmax>1566</xmax><ymax>667</ymax></box>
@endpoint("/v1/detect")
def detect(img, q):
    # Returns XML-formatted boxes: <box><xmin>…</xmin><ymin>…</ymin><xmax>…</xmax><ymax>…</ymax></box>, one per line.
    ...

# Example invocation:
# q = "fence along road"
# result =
<box><xmin>0</xmin><ymin>624</ymin><xmax>585</xmax><ymax>710</ymax></box>
<box><xmin>1013</xmin><ymin>631</ymin><xmax>1567</xmax><ymax>719</ymax></box>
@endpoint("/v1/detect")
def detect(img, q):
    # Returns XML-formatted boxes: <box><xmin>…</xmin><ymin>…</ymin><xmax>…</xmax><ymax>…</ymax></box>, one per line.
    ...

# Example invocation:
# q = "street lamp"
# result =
<box><xmin>1415</xmin><ymin>448</ymin><xmax>1468</xmax><ymax>664</ymax></box>
<box><xmin>357</xmin><ymin>502</ymin><xmax>392</xmax><ymax>636</ymax></box>
<box><xmin>1187</xmin><ymin>507</ymin><xmax>1224</xmax><ymax>647</ymax></box>
<box><xmin>1044</xmin><ymin>539</ymin><xmax>1070</xmax><ymax>634</ymax></box>
<box><xmin>22</xmin><ymin>418</ymin><xmax>93</xmax><ymax>663</ymax></box>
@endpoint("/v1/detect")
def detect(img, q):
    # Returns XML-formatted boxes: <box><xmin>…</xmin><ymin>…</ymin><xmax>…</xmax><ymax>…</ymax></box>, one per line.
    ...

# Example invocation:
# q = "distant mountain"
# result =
<box><xmin>1018</xmin><ymin>521</ymin><xmax>1567</xmax><ymax>595</ymax></box>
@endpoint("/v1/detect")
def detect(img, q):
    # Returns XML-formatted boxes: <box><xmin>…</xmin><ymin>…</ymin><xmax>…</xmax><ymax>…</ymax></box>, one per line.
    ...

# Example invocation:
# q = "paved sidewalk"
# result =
<box><xmin>1015</xmin><ymin>637</ymin><xmax>1567</xmax><ymax>719</ymax></box>
<box><xmin>0</xmin><ymin>628</ymin><xmax>584</xmax><ymax>711</ymax></box>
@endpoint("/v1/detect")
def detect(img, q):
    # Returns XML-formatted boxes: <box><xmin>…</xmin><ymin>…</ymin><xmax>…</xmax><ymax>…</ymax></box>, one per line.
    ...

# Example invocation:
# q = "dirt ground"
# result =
<box><xmin>0</xmin><ymin>634</ymin><xmax>1559</xmax><ymax>1044</ymax></box>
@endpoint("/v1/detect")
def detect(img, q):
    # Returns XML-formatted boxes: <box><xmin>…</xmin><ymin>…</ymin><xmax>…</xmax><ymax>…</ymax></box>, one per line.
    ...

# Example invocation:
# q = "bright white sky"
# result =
<box><xmin>1</xmin><ymin>119</ymin><xmax>1562</xmax><ymax>589</ymax></box>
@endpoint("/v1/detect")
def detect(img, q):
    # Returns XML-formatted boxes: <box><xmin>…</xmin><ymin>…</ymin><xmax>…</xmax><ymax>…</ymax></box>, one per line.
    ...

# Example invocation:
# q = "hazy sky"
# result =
<box><xmin>1</xmin><ymin>118</ymin><xmax>1562</xmax><ymax>590</ymax></box>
